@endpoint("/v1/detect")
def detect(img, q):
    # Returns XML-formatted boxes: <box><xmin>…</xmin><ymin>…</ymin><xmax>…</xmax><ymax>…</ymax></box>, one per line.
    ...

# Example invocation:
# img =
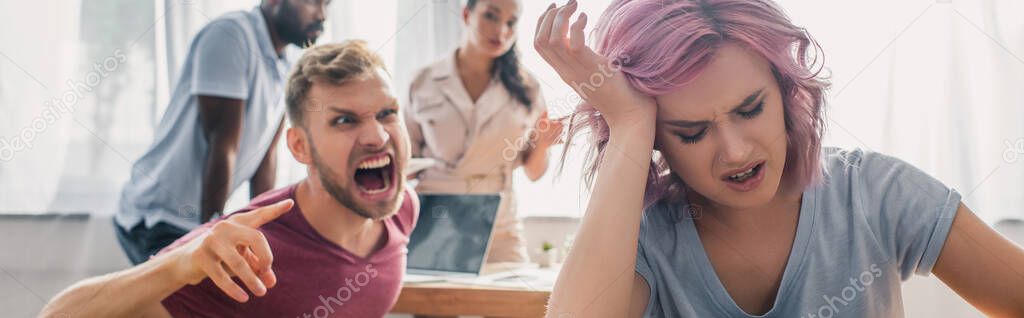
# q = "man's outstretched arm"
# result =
<box><xmin>40</xmin><ymin>200</ymin><xmax>294</xmax><ymax>318</ymax></box>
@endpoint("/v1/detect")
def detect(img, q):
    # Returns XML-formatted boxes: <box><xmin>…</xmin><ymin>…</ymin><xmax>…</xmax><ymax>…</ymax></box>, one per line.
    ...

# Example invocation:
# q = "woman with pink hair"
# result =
<box><xmin>535</xmin><ymin>0</ymin><xmax>1024</xmax><ymax>317</ymax></box>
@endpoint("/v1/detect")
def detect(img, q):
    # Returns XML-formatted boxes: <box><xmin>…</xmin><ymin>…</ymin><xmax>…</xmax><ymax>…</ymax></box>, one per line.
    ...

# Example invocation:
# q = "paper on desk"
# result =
<box><xmin>438</xmin><ymin>266</ymin><xmax>559</xmax><ymax>290</ymax></box>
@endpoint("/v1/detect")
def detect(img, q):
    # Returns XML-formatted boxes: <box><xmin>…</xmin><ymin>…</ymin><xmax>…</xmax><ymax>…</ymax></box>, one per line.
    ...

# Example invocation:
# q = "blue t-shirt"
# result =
<box><xmin>116</xmin><ymin>7</ymin><xmax>294</xmax><ymax>231</ymax></box>
<box><xmin>636</xmin><ymin>147</ymin><xmax>961</xmax><ymax>317</ymax></box>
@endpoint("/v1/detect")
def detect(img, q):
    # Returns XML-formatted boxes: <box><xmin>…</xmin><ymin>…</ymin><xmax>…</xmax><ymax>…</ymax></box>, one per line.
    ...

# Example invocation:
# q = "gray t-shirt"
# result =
<box><xmin>636</xmin><ymin>147</ymin><xmax>961</xmax><ymax>317</ymax></box>
<box><xmin>116</xmin><ymin>7</ymin><xmax>293</xmax><ymax>231</ymax></box>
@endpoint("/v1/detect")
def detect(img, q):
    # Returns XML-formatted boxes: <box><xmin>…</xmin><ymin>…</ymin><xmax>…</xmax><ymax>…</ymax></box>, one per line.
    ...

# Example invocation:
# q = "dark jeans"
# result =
<box><xmin>114</xmin><ymin>219</ymin><xmax>189</xmax><ymax>265</ymax></box>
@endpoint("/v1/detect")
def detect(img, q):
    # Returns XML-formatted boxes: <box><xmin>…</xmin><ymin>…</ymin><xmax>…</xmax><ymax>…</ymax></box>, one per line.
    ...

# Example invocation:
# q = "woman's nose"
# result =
<box><xmin>716</xmin><ymin>126</ymin><xmax>754</xmax><ymax>166</ymax></box>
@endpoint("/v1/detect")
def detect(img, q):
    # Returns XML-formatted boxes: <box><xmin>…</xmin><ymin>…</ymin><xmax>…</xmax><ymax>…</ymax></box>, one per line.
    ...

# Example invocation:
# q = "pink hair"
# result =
<box><xmin>562</xmin><ymin>0</ymin><xmax>830</xmax><ymax>207</ymax></box>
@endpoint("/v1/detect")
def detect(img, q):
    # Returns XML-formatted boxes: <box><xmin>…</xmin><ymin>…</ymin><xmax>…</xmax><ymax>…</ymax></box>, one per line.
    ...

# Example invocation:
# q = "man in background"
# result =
<box><xmin>115</xmin><ymin>0</ymin><xmax>328</xmax><ymax>264</ymax></box>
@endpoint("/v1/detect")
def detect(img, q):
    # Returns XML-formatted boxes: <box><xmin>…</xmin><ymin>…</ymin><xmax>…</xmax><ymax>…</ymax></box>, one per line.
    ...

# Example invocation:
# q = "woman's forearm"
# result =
<box><xmin>40</xmin><ymin>255</ymin><xmax>184</xmax><ymax>318</ymax></box>
<box><xmin>547</xmin><ymin>123</ymin><xmax>655</xmax><ymax>317</ymax></box>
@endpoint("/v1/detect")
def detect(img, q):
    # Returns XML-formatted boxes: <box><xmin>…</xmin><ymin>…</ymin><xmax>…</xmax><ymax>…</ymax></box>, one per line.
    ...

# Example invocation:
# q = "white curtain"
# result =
<box><xmin>0</xmin><ymin>0</ymin><xmax>80</xmax><ymax>213</ymax></box>
<box><xmin>776</xmin><ymin>0</ymin><xmax>1024</xmax><ymax>223</ymax></box>
<box><xmin>393</xmin><ymin>0</ymin><xmax>464</xmax><ymax>104</ymax></box>
<box><xmin>884</xmin><ymin>0</ymin><xmax>1024</xmax><ymax>224</ymax></box>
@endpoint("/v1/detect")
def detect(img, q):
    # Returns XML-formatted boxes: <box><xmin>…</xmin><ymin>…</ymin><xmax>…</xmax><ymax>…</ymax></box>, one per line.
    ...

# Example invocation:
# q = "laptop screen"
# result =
<box><xmin>406</xmin><ymin>193</ymin><xmax>501</xmax><ymax>275</ymax></box>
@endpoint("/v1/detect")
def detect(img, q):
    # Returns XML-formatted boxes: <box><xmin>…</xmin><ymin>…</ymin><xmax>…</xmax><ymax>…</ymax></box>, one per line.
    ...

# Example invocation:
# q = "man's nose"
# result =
<box><xmin>358</xmin><ymin>121</ymin><xmax>390</xmax><ymax>150</ymax></box>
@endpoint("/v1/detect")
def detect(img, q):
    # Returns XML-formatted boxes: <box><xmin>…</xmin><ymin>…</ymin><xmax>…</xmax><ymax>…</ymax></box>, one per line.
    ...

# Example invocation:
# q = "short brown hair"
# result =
<box><xmin>285</xmin><ymin>40</ymin><xmax>387</xmax><ymax>127</ymax></box>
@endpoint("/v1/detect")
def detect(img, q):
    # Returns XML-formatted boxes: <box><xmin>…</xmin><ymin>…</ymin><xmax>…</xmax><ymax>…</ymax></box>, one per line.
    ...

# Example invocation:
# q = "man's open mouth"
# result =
<box><xmin>354</xmin><ymin>154</ymin><xmax>394</xmax><ymax>195</ymax></box>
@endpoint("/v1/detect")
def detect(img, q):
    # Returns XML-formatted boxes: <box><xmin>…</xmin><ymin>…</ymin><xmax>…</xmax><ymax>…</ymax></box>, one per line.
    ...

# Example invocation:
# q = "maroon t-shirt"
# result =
<box><xmin>160</xmin><ymin>183</ymin><xmax>419</xmax><ymax>318</ymax></box>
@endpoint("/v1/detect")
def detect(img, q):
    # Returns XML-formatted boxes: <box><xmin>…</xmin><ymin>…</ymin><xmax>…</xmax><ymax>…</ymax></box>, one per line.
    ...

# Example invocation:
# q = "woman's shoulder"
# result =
<box><xmin>817</xmin><ymin>146</ymin><xmax>959</xmax><ymax>219</ymax></box>
<box><xmin>638</xmin><ymin>199</ymin><xmax>691</xmax><ymax>239</ymax></box>
<box><xmin>409</xmin><ymin>56</ymin><xmax>453</xmax><ymax>92</ymax></box>
<box><xmin>819</xmin><ymin>146</ymin><xmax>918</xmax><ymax>184</ymax></box>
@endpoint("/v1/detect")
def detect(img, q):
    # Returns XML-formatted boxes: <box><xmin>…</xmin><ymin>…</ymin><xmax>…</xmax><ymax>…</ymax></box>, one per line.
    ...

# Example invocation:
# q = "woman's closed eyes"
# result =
<box><xmin>677</xmin><ymin>99</ymin><xmax>766</xmax><ymax>144</ymax></box>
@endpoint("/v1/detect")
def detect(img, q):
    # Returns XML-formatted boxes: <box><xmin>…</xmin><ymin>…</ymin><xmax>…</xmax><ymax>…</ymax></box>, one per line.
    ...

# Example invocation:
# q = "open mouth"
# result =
<box><xmin>354</xmin><ymin>154</ymin><xmax>394</xmax><ymax>195</ymax></box>
<box><xmin>722</xmin><ymin>161</ymin><xmax>765</xmax><ymax>183</ymax></box>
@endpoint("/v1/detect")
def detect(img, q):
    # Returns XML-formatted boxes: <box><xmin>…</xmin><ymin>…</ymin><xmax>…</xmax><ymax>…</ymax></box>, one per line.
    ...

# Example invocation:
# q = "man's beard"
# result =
<box><xmin>309</xmin><ymin>141</ymin><xmax>404</xmax><ymax>220</ymax></box>
<box><xmin>273</xmin><ymin>0</ymin><xmax>323</xmax><ymax>47</ymax></box>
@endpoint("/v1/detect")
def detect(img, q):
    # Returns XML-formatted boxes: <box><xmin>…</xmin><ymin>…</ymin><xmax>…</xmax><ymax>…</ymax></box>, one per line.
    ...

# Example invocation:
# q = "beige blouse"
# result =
<box><xmin>405</xmin><ymin>51</ymin><xmax>547</xmax><ymax>263</ymax></box>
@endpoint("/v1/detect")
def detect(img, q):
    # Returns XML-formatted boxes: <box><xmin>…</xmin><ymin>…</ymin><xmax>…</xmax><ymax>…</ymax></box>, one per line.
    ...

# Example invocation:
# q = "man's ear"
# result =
<box><xmin>287</xmin><ymin>126</ymin><xmax>312</xmax><ymax>165</ymax></box>
<box><xmin>462</xmin><ymin>6</ymin><xmax>470</xmax><ymax>25</ymax></box>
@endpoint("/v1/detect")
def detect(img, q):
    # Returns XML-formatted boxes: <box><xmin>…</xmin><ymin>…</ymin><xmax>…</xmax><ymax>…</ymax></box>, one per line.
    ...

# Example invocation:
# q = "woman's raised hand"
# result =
<box><xmin>533</xmin><ymin>0</ymin><xmax>656</xmax><ymax>132</ymax></box>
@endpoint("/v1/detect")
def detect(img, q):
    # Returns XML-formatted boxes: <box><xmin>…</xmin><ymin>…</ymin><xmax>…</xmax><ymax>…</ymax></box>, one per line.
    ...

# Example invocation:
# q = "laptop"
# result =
<box><xmin>404</xmin><ymin>193</ymin><xmax>502</xmax><ymax>282</ymax></box>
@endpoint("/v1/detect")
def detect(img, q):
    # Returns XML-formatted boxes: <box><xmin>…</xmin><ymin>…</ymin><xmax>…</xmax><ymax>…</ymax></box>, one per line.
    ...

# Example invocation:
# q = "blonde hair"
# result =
<box><xmin>285</xmin><ymin>40</ymin><xmax>387</xmax><ymax>127</ymax></box>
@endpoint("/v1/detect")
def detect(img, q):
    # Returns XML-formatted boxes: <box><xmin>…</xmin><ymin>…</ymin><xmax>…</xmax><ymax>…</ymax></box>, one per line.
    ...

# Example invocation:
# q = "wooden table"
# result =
<box><xmin>391</xmin><ymin>263</ymin><xmax>556</xmax><ymax>318</ymax></box>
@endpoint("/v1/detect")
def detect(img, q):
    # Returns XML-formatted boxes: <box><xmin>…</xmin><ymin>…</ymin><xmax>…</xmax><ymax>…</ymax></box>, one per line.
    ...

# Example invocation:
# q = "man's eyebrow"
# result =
<box><xmin>326</xmin><ymin>99</ymin><xmax>399</xmax><ymax>116</ymax></box>
<box><xmin>662</xmin><ymin>88</ymin><xmax>765</xmax><ymax>128</ymax></box>
<box><xmin>326</xmin><ymin>106</ymin><xmax>358</xmax><ymax>116</ymax></box>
